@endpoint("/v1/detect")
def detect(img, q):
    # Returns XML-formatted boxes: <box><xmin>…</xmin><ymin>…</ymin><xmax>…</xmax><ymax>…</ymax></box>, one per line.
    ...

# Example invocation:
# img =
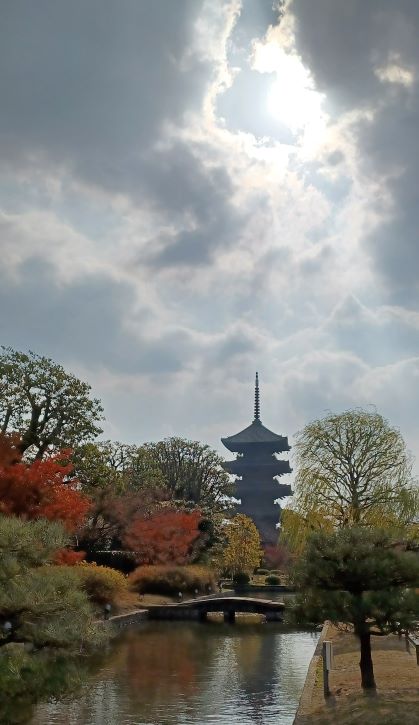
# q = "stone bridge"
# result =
<box><xmin>146</xmin><ymin>596</ymin><xmax>285</xmax><ymax>623</ymax></box>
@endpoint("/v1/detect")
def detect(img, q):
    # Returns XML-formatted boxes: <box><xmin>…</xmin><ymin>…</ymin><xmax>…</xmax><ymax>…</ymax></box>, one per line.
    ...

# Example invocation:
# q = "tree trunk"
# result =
<box><xmin>359</xmin><ymin>632</ymin><xmax>376</xmax><ymax>690</ymax></box>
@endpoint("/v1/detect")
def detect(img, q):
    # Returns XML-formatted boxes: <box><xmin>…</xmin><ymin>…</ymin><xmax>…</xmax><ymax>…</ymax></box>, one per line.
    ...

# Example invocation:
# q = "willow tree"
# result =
<box><xmin>282</xmin><ymin>409</ymin><xmax>419</xmax><ymax>552</ymax></box>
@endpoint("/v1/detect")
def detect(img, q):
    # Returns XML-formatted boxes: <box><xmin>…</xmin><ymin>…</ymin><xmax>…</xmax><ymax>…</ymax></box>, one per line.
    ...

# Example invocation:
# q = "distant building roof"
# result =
<box><xmin>222</xmin><ymin>418</ymin><xmax>287</xmax><ymax>446</ymax></box>
<box><xmin>221</xmin><ymin>373</ymin><xmax>291</xmax><ymax>453</ymax></box>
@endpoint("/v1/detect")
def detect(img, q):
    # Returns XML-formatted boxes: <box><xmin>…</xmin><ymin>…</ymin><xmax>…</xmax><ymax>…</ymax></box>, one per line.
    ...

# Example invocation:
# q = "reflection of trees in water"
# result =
<box><xmin>4</xmin><ymin>653</ymin><xmax>89</xmax><ymax>725</ymax></box>
<box><xmin>226</xmin><ymin>625</ymin><xmax>279</xmax><ymax>722</ymax></box>
<box><xmin>31</xmin><ymin>624</ymin><xmax>318</xmax><ymax>725</ymax></box>
<box><xmin>194</xmin><ymin>624</ymin><xmax>281</xmax><ymax>724</ymax></box>
<box><xmin>233</xmin><ymin>626</ymin><xmax>319</xmax><ymax>722</ymax></box>
<box><xmin>199</xmin><ymin>625</ymin><xmax>318</xmax><ymax>724</ymax></box>
<box><xmin>124</xmin><ymin>626</ymin><xmax>203</xmax><ymax>700</ymax></box>
<box><xmin>34</xmin><ymin>623</ymin><xmax>221</xmax><ymax>725</ymax></box>
<box><xmin>272</xmin><ymin>630</ymin><xmax>319</xmax><ymax>703</ymax></box>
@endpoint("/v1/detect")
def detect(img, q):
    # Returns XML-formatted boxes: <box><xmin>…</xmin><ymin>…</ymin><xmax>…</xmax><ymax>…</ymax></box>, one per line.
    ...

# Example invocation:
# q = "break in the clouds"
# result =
<box><xmin>1</xmin><ymin>0</ymin><xmax>419</xmax><ymax>471</ymax></box>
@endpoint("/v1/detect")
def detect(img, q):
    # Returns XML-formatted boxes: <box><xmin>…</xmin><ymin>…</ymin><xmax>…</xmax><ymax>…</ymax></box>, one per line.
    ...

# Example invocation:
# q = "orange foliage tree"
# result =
<box><xmin>0</xmin><ymin>434</ymin><xmax>90</xmax><ymax>533</ymax></box>
<box><xmin>123</xmin><ymin>509</ymin><xmax>202</xmax><ymax>565</ymax></box>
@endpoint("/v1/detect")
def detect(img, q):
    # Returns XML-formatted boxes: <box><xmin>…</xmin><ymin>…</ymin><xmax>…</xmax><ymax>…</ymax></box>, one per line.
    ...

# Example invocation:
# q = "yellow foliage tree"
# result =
<box><xmin>221</xmin><ymin>514</ymin><xmax>263</xmax><ymax>576</ymax></box>
<box><xmin>281</xmin><ymin>409</ymin><xmax>419</xmax><ymax>553</ymax></box>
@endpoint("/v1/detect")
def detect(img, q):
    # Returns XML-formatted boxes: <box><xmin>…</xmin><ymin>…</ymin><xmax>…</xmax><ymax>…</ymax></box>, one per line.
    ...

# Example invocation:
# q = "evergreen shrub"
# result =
<box><xmin>233</xmin><ymin>572</ymin><xmax>250</xmax><ymax>589</ymax></box>
<box><xmin>265</xmin><ymin>575</ymin><xmax>280</xmax><ymax>585</ymax></box>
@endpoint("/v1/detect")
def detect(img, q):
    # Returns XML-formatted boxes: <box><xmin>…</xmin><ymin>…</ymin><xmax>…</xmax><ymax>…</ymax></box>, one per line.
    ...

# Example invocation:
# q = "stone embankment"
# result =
<box><xmin>100</xmin><ymin>609</ymin><xmax>148</xmax><ymax>631</ymax></box>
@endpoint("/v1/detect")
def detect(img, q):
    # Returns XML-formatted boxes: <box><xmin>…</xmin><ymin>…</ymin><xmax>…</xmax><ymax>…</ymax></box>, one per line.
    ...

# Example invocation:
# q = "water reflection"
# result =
<box><xmin>31</xmin><ymin>622</ymin><xmax>318</xmax><ymax>725</ymax></box>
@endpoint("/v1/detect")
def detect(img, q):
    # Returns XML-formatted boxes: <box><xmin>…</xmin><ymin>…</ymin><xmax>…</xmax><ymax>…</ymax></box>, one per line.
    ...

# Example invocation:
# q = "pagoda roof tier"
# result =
<box><xmin>222</xmin><ymin>458</ymin><xmax>292</xmax><ymax>476</ymax></box>
<box><xmin>240</xmin><ymin>482</ymin><xmax>293</xmax><ymax>501</ymax></box>
<box><xmin>221</xmin><ymin>419</ymin><xmax>290</xmax><ymax>453</ymax></box>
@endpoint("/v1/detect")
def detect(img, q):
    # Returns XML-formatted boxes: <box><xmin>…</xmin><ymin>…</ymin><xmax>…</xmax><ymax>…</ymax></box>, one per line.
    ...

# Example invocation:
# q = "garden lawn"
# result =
<box><xmin>296</xmin><ymin>625</ymin><xmax>419</xmax><ymax>724</ymax></box>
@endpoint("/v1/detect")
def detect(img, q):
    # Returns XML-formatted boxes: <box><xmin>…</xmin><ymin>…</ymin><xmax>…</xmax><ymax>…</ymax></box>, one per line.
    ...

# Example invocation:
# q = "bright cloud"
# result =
<box><xmin>1</xmin><ymin>0</ymin><xmax>419</xmax><ymax>472</ymax></box>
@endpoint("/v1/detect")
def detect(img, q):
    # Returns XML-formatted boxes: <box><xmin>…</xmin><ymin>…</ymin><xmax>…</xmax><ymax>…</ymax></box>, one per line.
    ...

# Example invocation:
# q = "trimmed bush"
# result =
<box><xmin>265</xmin><ymin>575</ymin><xmax>280</xmax><ymax>585</ymax></box>
<box><xmin>269</xmin><ymin>570</ymin><xmax>281</xmax><ymax>576</ymax></box>
<box><xmin>255</xmin><ymin>568</ymin><xmax>269</xmax><ymax>575</ymax></box>
<box><xmin>129</xmin><ymin>565</ymin><xmax>215</xmax><ymax>596</ymax></box>
<box><xmin>233</xmin><ymin>572</ymin><xmax>250</xmax><ymax>590</ymax></box>
<box><xmin>76</xmin><ymin>562</ymin><xmax>128</xmax><ymax>605</ymax></box>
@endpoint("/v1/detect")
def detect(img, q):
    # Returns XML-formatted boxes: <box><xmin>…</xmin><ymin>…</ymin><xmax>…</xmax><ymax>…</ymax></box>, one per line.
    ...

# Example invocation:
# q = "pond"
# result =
<box><xmin>30</xmin><ymin>620</ymin><xmax>318</xmax><ymax>725</ymax></box>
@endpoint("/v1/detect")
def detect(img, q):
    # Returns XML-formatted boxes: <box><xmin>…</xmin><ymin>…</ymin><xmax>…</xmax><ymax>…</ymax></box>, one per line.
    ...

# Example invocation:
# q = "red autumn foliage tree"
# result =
<box><xmin>78</xmin><ymin>485</ymin><xmax>171</xmax><ymax>552</ymax></box>
<box><xmin>53</xmin><ymin>548</ymin><xmax>86</xmax><ymax>565</ymax></box>
<box><xmin>263</xmin><ymin>543</ymin><xmax>291</xmax><ymax>570</ymax></box>
<box><xmin>0</xmin><ymin>434</ymin><xmax>90</xmax><ymax>532</ymax></box>
<box><xmin>123</xmin><ymin>509</ymin><xmax>202</xmax><ymax>565</ymax></box>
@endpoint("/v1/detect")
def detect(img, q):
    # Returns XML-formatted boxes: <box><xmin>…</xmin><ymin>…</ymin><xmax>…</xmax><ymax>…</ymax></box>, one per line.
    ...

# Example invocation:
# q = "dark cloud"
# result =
<box><xmin>325</xmin><ymin>295</ymin><xmax>419</xmax><ymax>366</ymax></box>
<box><xmin>0</xmin><ymin>0</ymin><xmax>208</xmax><ymax>192</ymax></box>
<box><xmin>132</xmin><ymin>138</ymin><xmax>250</xmax><ymax>268</ymax></box>
<box><xmin>288</xmin><ymin>0</ymin><xmax>419</xmax><ymax>303</ymax></box>
<box><xmin>0</xmin><ymin>1</ymin><xmax>255</xmax><ymax>270</ymax></box>
<box><xmin>326</xmin><ymin>150</ymin><xmax>344</xmax><ymax>166</ymax></box>
<box><xmin>290</xmin><ymin>0</ymin><xmax>417</xmax><ymax>110</ymax></box>
<box><xmin>0</xmin><ymin>259</ymin><xmax>188</xmax><ymax>375</ymax></box>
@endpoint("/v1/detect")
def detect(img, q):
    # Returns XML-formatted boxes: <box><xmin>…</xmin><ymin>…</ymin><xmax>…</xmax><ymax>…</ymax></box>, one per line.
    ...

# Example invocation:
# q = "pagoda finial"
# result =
<box><xmin>254</xmin><ymin>372</ymin><xmax>260</xmax><ymax>421</ymax></box>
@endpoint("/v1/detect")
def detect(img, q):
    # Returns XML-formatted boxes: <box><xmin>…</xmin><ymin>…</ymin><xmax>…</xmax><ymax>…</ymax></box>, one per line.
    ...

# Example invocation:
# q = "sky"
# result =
<box><xmin>1</xmin><ymin>0</ymin><xmax>419</xmax><ymax>474</ymax></box>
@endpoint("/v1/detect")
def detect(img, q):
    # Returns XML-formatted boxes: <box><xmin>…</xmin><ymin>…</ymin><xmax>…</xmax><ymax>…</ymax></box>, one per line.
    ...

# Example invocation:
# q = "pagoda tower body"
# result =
<box><xmin>221</xmin><ymin>374</ymin><xmax>292</xmax><ymax>546</ymax></box>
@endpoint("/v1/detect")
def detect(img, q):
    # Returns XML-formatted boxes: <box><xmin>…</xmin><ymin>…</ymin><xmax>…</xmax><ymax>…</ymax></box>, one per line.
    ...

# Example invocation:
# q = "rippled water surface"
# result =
<box><xmin>31</xmin><ymin>621</ymin><xmax>318</xmax><ymax>725</ymax></box>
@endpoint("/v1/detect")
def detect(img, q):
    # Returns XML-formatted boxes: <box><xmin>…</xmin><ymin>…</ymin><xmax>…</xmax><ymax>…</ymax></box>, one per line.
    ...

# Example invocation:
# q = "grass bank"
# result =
<box><xmin>295</xmin><ymin>624</ymin><xmax>419</xmax><ymax>724</ymax></box>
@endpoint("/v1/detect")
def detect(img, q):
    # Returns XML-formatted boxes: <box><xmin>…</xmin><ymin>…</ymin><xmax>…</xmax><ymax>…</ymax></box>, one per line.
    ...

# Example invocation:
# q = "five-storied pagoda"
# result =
<box><xmin>221</xmin><ymin>373</ymin><xmax>292</xmax><ymax>545</ymax></box>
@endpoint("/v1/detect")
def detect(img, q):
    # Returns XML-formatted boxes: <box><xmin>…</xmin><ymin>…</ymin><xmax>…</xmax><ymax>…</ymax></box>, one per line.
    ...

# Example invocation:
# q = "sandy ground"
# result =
<box><xmin>297</xmin><ymin>625</ymin><xmax>419</xmax><ymax>724</ymax></box>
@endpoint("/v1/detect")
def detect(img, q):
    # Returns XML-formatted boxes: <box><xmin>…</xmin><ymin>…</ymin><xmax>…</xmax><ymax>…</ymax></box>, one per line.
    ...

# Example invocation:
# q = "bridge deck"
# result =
<box><xmin>175</xmin><ymin>596</ymin><xmax>284</xmax><ymax>611</ymax></box>
<box><xmin>145</xmin><ymin>596</ymin><xmax>285</xmax><ymax>622</ymax></box>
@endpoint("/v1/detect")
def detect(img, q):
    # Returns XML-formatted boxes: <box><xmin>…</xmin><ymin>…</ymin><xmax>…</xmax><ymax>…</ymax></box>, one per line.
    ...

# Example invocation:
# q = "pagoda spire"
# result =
<box><xmin>254</xmin><ymin>372</ymin><xmax>260</xmax><ymax>421</ymax></box>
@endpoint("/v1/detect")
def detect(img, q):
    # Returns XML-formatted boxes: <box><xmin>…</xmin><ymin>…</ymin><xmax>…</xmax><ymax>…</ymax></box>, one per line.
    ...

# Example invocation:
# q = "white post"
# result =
<box><xmin>322</xmin><ymin>640</ymin><xmax>334</xmax><ymax>697</ymax></box>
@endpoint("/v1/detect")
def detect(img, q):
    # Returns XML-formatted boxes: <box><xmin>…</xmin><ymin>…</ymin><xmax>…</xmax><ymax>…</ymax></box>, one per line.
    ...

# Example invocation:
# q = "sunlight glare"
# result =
<box><xmin>254</xmin><ymin>41</ymin><xmax>328</xmax><ymax>150</ymax></box>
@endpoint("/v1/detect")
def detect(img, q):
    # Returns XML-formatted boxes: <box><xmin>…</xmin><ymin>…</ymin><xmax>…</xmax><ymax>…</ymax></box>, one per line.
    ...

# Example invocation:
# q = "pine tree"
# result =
<box><xmin>293</xmin><ymin>527</ymin><xmax>419</xmax><ymax>690</ymax></box>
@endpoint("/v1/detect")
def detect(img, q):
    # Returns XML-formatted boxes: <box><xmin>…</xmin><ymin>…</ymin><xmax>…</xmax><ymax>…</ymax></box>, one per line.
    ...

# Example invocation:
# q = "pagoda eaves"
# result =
<box><xmin>221</xmin><ymin>372</ymin><xmax>292</xmax><ymax>545</ymax></box>
<box><xmin>221</xmin><ymin>418</ymin><xmax>290</xmax><ymax>454</ymax></box>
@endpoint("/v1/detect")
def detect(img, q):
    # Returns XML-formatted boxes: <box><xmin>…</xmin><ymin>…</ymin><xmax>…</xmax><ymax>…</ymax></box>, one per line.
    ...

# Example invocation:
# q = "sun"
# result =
<box><xmin>254</xmin><ymin>41</ymin><xmax>328</xmax><ymax>150</ymax></box>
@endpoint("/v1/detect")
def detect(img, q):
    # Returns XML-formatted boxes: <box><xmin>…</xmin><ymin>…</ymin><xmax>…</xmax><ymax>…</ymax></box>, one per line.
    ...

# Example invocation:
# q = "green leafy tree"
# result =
<box><xmin>292</xmin><ymin>527</ymin><xmax>419</xmax><ymax>690</ymax></box>
<box><xmin>0</xmin><ymin>347</ymin><xmax>103</xmax><ymax>459</ymax></box>
<box><xmin>282</xmin><ymin>409</ymin><xmax>419</xmax><ymax>551</ymax></box>
<box><xmin>72</xmin><ymin>441</ymin><xmax>135</xmax><ymax>493</ymax></box>
<box><xmin>72</xmin><ymin>440</ymin><xmax>166</xmax><ymax>494</ymax></box>
<box><xmin>141</xmin><ymin>437</ymin><xmax>235</xmax><ymax>511</ymax></box>
<box><xmin>221</xmin><ymin>514</ymin><xmax>263</xmax><ymax>577</ymax></box>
